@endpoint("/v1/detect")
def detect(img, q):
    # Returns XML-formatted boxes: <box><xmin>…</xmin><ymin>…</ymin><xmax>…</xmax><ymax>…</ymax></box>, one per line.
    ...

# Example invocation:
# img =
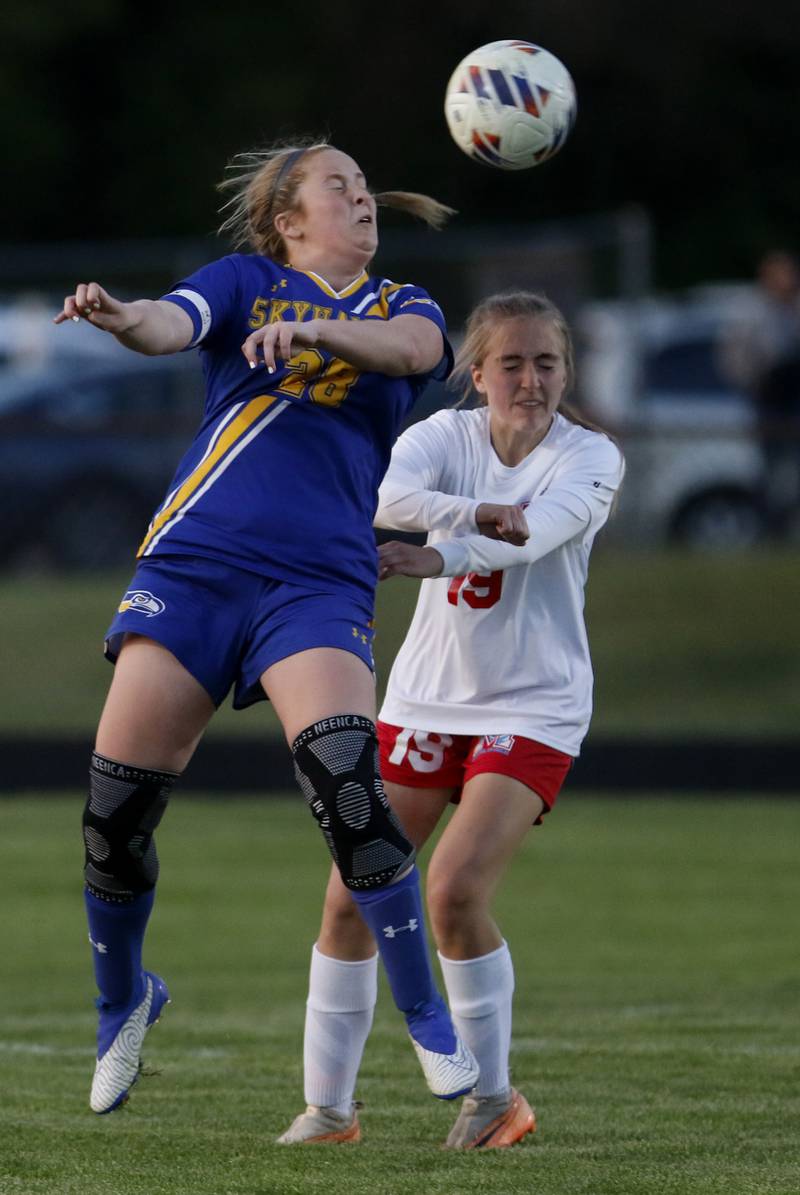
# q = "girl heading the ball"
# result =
<box><xmin>56</xmin><ymin>139</ymin><xmax>481</xmax><ymax>1118</ymax></box>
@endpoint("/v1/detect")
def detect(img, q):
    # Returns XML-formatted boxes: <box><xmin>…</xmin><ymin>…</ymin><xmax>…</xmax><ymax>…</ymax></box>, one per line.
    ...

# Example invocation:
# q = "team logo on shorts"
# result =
<box><xmin>118</xmin><ymin>590</ymin><xmax>166</xmax><ymax>617</ymax></box>
<box><xmin>351</xmin><ymin>623</ymin><xmax>375</xmax><ymax>667</ymax></box>
<box><xmin>473</xmin><ymin>733</ymin><xmax>516</xmax><ymax>758</ymax></box>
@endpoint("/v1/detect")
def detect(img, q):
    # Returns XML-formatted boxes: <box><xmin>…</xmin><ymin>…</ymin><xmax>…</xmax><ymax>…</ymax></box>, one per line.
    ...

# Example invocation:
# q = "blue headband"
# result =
<box><xmin>271</xmin><ymin>148</ymin><xmax>307</xmax><ymax>208</ymax></box>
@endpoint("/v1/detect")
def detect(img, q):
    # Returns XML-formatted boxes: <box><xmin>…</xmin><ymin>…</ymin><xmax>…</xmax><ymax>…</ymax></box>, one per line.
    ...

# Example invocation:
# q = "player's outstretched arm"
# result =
<box><xmin>241</xmin><ymin>313</ymin><xmax>444</xmax><ymax>377</ymax></box>
<box><xmin>54</xmin><ymin>282</ymin><xmax>194</xmax><ymax>355</ymax></box>
<box><xmin>376</xmin><ymin>517</ymin><xmax>531</xmax><ymax>577</ymax></box>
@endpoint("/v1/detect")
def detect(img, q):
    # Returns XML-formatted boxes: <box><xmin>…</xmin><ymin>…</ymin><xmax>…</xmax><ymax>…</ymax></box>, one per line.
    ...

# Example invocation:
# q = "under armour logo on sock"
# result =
<box><xmin>88</xmin><ymin>934</ymin><xmax>108</xmax><ymax>954</ymax></box>
<box><xmin>382</xmin><ymin>919</ymin><xmax>418</xmax><ymax>939</ymax></box>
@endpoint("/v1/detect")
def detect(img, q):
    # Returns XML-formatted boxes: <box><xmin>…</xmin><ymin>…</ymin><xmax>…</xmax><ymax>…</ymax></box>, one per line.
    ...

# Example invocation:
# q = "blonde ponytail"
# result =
<box><xmin>373</xmin><ymin>190</ymin><xmax>456</xmax><ymax>230</ymax></box>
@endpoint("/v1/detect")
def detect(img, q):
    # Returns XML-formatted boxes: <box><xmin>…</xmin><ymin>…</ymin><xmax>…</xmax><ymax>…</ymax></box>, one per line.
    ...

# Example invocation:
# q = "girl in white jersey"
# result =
<box><xmin>279</xmin><ymin>291</ymin><xmax>624</xmax><ymax>1149</ymax></box>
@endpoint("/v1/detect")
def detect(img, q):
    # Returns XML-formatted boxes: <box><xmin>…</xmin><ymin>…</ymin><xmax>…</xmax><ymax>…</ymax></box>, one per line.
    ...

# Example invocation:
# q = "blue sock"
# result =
<box><xmin>350</xmin><ymin>866</ymin><xmax>438</xmax><ymax>1013</ymax></box>
<box><xmin>84</xmin><ymin>887</ymin><xmax>154</xmax><ymax>1007</ymax></box>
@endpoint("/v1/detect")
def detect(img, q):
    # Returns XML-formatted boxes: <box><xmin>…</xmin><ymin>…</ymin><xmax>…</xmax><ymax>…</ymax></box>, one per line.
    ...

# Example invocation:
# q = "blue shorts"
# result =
<box><xmin>105</xmin><ymin>555</ymin><xmax>376</xmax><ymax>709</ymax></box>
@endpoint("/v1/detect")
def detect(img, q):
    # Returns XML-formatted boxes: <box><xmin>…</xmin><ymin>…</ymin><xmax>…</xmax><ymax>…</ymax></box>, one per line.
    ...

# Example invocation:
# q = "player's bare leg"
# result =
<box><xmin>86</xmin><ymin>635</ymin><xmax>216</xmax><ymax>1113</ymax></box>
<box><xmin>96</xmin><ymin>633</ymin><xmax>215</xmax><ymax>770</ymax></box>
<box><xmin>421</xmin><ymin>773</ymin><xmax>543</xmax><ymax>959</ymax></box>
<box><xmin>402</xmin><ymin>774</ymin><xmax>543</xmax><ymax>1148</ymax></box>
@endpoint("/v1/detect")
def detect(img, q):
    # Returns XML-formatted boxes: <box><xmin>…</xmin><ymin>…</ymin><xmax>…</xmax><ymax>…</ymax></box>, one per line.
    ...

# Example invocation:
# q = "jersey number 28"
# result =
<box><xmin>276</xmin><ymin>349</ymin><xmax>358</xmax><ymax>408</ymax></box>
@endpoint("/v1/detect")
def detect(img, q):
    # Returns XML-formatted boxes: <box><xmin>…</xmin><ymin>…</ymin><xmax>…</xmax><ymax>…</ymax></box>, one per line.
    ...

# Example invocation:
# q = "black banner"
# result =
<box><xmin>0</xmin><ymin>736</ymin><xmax>797</xmax><ymax>795</ymax></box>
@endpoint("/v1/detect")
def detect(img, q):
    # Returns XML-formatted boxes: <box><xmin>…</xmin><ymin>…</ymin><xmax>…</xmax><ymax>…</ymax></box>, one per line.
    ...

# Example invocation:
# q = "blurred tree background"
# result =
<box><xmin>1</xmin><ymin>0</ymin><xmax>796</xmax><ymax>286</ymax></box>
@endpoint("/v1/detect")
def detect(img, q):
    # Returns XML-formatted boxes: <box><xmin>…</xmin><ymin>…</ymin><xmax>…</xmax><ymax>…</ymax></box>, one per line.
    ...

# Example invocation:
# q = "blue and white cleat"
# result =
<box><xmin>90</xmin><ymin>971</ymin><xmax>170</xmax><ymax>1114</ymax></box>
<box><xmin>406</xmin><ymin>995</ymin><xmax>479</xmax><ymax>1100</ymax></box>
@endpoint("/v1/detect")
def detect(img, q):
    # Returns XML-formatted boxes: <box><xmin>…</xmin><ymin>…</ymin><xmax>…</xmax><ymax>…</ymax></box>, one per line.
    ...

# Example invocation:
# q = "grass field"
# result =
<box><xmin>2</xmin><ymin>794</ymin><xmax>799</xmax><ymax>1195</ymax></box>
<box><xmin>2</xmin><ymin>548</ymin><xmax>800</xmax><ymax>740</ymax></box>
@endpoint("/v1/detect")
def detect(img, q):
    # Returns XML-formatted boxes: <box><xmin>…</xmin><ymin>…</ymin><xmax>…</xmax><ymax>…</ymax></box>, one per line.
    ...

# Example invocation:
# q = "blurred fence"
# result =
<box><xmin>0</xmin><ymin>207</ymin><xmax>653</xmax><ymax>330</ymax></box>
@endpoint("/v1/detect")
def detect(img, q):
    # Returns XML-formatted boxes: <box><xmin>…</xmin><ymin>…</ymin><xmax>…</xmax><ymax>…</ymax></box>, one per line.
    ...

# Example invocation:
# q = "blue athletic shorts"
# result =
<box><xmin>104</xmin><ymin>555</ymin><xmax>376</xmax><ymax>709</ymax></box>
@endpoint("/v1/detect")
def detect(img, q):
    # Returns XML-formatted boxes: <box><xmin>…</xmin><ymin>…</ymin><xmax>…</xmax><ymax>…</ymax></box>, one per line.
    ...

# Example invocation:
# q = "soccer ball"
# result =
<box><xmin>444</xmin><ymin>40</ymin><xmax>577</xmax><ymax>170</ymax></box>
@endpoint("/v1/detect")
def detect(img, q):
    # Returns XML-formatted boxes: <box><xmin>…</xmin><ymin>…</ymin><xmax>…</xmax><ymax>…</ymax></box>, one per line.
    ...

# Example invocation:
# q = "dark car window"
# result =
<box><xmin>42</xmin><ymin>376</ymin><xmax>134</xmax><ymax>429</ymax></box>
<box><xmin>643</xmin><ymin>338</ymin><xmax>734</xmax><ymax>397</ymax></box>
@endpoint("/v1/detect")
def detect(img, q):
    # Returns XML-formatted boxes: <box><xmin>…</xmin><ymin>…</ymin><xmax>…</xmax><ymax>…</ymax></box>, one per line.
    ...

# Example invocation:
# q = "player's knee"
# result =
<box><xmin>328</xmin><ymin>881</ymin><xmax>369</xmax><ymax>932</ymax></box>
<box><xmin>320</xmin><ymin>886</ymin><xmax>375</xmax><ymax>956</ymax></box>
<box><xmin>292</xmin><ymin>714</ymin><xmax>414</xmax><ymax>891</ymax></box>
<box><xmin>82</xmin><ymin>752</ymin><xmax>179</xmax><ymax>901</ymax></box>
<box><xmin>426</xmin><ymin>866</ymin><xmax>481</xmax><ymax>942</ymax></box>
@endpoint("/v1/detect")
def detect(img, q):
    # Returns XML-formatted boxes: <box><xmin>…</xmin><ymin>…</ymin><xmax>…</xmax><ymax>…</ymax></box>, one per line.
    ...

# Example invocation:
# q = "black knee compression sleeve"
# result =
<box><xmin>292</xmin><ymin>714</ymin><xmax>414</xmax><ymax>891</ymax></box>
<box><xmin>82</xmin><ymin>752</ymin><xmax>178</xmax><ymax>902</ymax></box>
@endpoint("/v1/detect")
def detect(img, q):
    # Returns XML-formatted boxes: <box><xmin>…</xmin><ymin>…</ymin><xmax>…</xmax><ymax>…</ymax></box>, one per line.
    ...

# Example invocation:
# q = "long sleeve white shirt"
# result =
<box><xmin>375</xmin><ymin>407</ymin><xmax>624</xmax><ymax>755</ymax></box>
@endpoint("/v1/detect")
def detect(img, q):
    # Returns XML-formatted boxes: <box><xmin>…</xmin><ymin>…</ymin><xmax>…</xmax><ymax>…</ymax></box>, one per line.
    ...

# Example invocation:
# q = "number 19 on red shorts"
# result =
<box><xmin>377</xmin><ymin>721</ymin><xmax>573</xmax><ymax>817</ymax></box>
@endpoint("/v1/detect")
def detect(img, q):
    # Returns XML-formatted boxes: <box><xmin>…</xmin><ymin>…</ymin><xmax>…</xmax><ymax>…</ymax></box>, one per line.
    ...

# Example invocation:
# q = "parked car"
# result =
<box><xmin>0</xmin><ymin>353</ymin><xmax>205</xmax><ymax>570</ymax></box>
<box><xmin>577</xmin><ymin>288</ymin><xmax>766</xmax><ymax>548</ymax></box>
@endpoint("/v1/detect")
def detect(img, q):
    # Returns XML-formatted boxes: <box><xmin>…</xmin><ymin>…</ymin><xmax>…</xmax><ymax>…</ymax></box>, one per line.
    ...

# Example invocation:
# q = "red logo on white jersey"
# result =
<box><xmin>447</xmin><ymin>570</ymin><xmax>503</xmax><ymax>608</ymax></box>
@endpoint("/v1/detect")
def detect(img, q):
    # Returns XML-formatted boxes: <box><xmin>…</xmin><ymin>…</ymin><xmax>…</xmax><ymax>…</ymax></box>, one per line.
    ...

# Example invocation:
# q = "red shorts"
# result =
<box><xmin>377</xmin><ymin>721</ymin><xmax>573</xmax><ymax>820</ymax></box>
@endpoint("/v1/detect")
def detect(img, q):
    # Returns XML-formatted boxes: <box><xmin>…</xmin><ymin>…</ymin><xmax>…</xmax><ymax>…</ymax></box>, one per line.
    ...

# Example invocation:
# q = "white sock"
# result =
<box><xmin>439</xmin><ymin>941</ymin><xmax>515</xmax><ymax>1098</ymax></box>
<box><xmin>303</xmin><ymin>944</ymin><xmax>378</xmax><ymax>1114</ymax></box>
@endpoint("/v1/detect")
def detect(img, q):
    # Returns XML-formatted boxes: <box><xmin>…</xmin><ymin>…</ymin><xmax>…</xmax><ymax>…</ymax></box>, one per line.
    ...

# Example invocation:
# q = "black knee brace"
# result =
<box><xmin>292</xmin><ymin>714</ymin><xmax>414</xmax><ymax>891</ymax></box>
<box><xmin>82</xmin><ymin>752</ymin><xmax>178</xmax><ymax>902</ymax></box>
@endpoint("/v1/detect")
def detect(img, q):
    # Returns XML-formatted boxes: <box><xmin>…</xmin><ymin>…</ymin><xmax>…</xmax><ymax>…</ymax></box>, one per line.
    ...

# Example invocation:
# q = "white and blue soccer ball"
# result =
<box><xmin>444</xmin><ymin>40</ymin><xmax>577</xmax><ymax>170</ymax></box>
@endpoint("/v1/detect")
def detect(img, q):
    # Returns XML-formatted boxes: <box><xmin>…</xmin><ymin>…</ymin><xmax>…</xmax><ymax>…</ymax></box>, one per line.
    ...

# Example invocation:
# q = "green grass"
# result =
<box><xmin>2</xmin><ymin>548</ymin><xmax>800</xmax><ymax>739</ymax></box>
<box><xmin>586</xmin><ymin>548</ymin><xmax>800</xmax><ymax>738</ymax></box>
<box><xmin>1</xmin><ymin>794</ymin><xmax>799</xmax><ymax>1194</ymax></box>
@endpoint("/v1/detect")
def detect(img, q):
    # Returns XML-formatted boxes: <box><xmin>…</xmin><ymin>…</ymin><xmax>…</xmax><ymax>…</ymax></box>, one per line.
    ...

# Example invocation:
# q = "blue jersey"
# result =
<box><xmin>138</xmin><ymin>254</ymin><xmax>452</xmax><ymax>602</ymax></box>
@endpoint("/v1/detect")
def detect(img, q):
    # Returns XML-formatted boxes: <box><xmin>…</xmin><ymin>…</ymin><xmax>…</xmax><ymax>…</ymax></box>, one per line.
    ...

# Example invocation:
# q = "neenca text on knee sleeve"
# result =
<box><xmin>82</xmin><ymin>753</ymin><xmax>178</xmax><ymax>902</ymax></box>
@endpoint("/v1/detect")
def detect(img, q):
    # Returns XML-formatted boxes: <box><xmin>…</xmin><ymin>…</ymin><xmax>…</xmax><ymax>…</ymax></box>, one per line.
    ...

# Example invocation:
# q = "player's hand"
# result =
<box><xmin>241</xmin><ymin>319</ymin><xmax>322</xmax><ymax>372</ymax></box>
<box><xmin>475</xmin><ymin>502</ymin><xmax>529</xmax><ymax>545</ymax></box>
<box><xmin>378</xmin><ymin>541</ymin><xmax>444</xmax><ymax>580</ymax></box>
<box><xmin>54</xmin><ymin>283</ymin><xmax>135</xmax><ymax>333</ymax></box>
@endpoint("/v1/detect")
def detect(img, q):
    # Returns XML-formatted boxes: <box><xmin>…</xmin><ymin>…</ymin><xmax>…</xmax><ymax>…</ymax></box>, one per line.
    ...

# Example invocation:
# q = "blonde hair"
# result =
<box><xmin>217</xmin><ymin>140</ymin><xmax>455</xmax><ymax>261</ymax></box>
<box><xmin>373</xmin><ymin>190</ymin><xmax>455</xmax><ymax>230</ymax></box>
<box><xmin>451</xmin><ymin>290</ymin><xmax>606</xmax><ymax>435</ymax></box>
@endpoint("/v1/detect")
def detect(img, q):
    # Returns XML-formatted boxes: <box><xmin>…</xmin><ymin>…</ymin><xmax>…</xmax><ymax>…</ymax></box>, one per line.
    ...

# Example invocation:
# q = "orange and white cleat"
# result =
<box><xmin>275</xmin><ymin>1103</ymin><xmax>361</xmax><ymax>1145</ymax></box>
<box><xmin>444</xmin><ymin>1087</ymin><xmax>536</xmax><ymax>1149</ymax></box>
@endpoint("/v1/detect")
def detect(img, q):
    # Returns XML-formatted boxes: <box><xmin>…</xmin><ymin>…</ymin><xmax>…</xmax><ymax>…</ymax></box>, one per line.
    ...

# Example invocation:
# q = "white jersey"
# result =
<box><xmin>375</xmin><ymin>408</ymin><xmax>624</xmax><ymax>756</ymax></box>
